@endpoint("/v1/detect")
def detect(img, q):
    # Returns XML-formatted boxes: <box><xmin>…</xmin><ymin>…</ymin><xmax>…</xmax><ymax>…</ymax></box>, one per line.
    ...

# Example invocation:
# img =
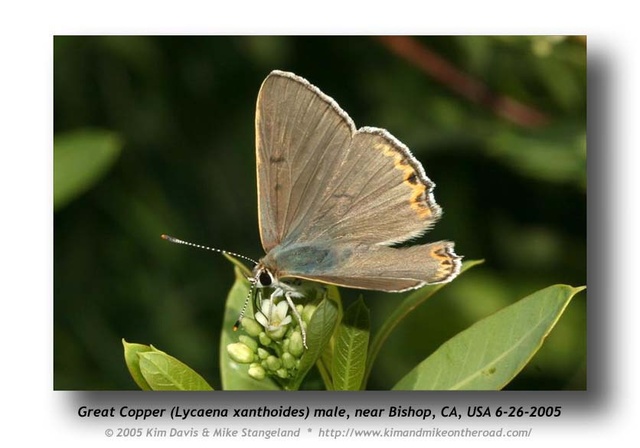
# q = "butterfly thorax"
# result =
<box><xmin>253</xmin><ymin>255</ymin><xmax>327</xmax><ymax>300</ymax></box>
<box><xmin>257</xmin><ymin>241</ymin><xmax>344</xmax><ymax>280</ymax></box>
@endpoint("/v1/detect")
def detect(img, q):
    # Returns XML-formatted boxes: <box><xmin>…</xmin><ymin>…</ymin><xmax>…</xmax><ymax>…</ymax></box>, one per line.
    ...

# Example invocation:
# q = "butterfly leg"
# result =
<box><xmin>284</xmin><ymin>291</ymin><xmax>307</xmax><ymax>349</ymax></box>
<box><xmin>267</xmin><ymin>287</ymin><xmax>307</xmax><ymax>349</ymax></box>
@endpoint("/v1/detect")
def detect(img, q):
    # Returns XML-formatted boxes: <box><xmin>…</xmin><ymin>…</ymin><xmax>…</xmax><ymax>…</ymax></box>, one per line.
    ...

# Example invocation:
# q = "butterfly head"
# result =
<box><xmin>252</xmin><ymin>264</ymin><xmax>276</xmax><ymax>289</ymax></box>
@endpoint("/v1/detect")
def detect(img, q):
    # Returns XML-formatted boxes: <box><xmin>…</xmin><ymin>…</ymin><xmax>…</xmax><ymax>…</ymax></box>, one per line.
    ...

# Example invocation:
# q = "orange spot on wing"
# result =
<box><xmin>429</xmin><ymin>244</ymin><xmax>458</xmax><ymax>281</ymax></box>
<box><xmin>380</xmin><ymin>144</ymin><xmax>433</xmax><ymax>219</ymax></box>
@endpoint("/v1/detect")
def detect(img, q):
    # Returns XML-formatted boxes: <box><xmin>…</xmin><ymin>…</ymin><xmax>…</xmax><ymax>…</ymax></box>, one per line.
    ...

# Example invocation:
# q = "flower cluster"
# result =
<box><xmin>226</xmin><ymin>299</ymin><xmax>317</xmax><ymax>381</ymax></box>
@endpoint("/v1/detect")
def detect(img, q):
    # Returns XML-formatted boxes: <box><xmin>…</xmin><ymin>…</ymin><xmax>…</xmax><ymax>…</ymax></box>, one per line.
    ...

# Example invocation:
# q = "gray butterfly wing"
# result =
<box><xmin>256</xmin><ymin>71</ymin><xmax>442</xmax><ymax>252</ymax></box>
<box><xmin>263</xmin><ymin>240</ymin><xmax>461</xmax><ymax>292</ymax></box>
<box><xmin>256</xmin><ymin>71</ymin><xmax>461</xmax><ymax>290</ymax></box>
<box><xmin>304</xmin><ymin>126</ymin><xmax>442</xmax><ymax>247</ymax></box>
<box><xmin>256</xmin><ymin>71</ymin><xmax>353</xmax><ymax>252</ymax></box>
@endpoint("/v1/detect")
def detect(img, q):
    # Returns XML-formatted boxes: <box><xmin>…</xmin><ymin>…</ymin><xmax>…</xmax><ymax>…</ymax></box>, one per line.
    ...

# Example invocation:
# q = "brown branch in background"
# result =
<box><xmin>376</xmin><ymin>36</ymin><xmax>550</xmax><ymax>128</ymax></box>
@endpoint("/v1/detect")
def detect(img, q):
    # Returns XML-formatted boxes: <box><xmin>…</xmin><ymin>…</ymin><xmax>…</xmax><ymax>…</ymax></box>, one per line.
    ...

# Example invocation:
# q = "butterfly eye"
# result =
<box><xmin>258</xmin><ymin>270</ymin><xmax>273</xmax><ymax>287</ymax></box>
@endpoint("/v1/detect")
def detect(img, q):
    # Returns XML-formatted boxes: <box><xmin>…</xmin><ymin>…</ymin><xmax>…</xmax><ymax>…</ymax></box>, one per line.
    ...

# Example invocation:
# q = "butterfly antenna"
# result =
<box><xmin>162</xmin><ymin>234</ymin><xmax>262</xmax><ymax>334</ymax></box>
<box><xmin>233</xmin><ymin>277</ymin><xmax>257</xmax><ymax>331</ymax></box>
<box><xmin>161</xmin><ymin>234</ymin><xmax>259</xmax><ymax>265</ymax></box>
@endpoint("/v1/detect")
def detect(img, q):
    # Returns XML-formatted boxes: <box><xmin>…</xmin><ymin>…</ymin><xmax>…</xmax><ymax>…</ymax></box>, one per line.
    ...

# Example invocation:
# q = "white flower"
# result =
<box><xmin>255</xmin><ymin>300</ymin><xmax>292</xmax><ymax>332</ymax></box>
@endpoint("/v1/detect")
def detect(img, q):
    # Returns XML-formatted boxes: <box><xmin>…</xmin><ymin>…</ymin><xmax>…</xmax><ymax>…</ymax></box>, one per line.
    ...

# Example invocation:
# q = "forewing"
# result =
<box><xmin>256</xmin><ymin>71</ymin><xmax>353</xmax><ymax>252</ymax></box>
<box><xmin>302</xmin><ymin>127</ymin><xmax>442</xmax><ymax>246</ymax></box>
<box><xmin>256</xmin><ymin>71</ymin><xmax>443</xmax><ymax>252</ymax></box>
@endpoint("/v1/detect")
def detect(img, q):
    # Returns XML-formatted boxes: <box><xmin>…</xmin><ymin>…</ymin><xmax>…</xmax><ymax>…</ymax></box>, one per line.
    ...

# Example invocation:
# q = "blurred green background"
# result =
<box><xmin>53</xmin><ymin>36</ymin><xmax>586</xmax><ymax>390</ymax></box>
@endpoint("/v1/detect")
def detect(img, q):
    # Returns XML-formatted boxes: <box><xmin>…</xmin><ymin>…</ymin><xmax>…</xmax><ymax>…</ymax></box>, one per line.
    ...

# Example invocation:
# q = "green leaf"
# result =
<box><xmin>392</xmin><ymin>284</ymin><xmax>585</xmax><ymax>390</ymax></box>
<box><xmin>138</xmin><ymin>348</ymin><xmax>213</xmax><ymax>391</ymax></box>
<box><xmin>219</xmin><ymin>266</ymin><xmax>280</xmax><ymax>390</ymax></box>
<box><xmin>122</xmin><ymin>339</ymin><xmax>154</xmax><ymax>390</ymax></box>
<box><xmin>332</xmin><ymin>297</ymin><xmax>370</xmax><ymax>391</ymax></box>
<box><xmin>223</xmin><ymin>253</ymin><xmax>253</xmax><ymax>278</ymax></box>
<box><xmin>287</xmin><ymin>287</ymin><xmax>341</xmax><ymax>390</ymax></box>
<box><xmin>123</xmin><ymin>340</ymin><xmax>213</xmax><ymax>391</ymax></box>
<box><xmin>364</xmin><ymin>259</ymin><xmax>483</xmax><ymax>387</ymax></box>
<box><xmin>54</xmin><ymin>129</ymin><xmax>122</xmax><ymax>210</ymax></box>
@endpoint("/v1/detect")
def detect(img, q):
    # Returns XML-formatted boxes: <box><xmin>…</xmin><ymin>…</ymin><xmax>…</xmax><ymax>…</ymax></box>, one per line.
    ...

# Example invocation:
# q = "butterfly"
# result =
<box><xmin>164</xmin><ymin>70</ymin><xmax>461</xmax><ymax>348</ymax></box>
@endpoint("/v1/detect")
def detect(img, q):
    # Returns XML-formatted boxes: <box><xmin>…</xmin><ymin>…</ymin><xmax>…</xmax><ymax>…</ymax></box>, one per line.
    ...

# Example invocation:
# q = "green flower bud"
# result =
<box><xmin>247</xmin><ymin>363</ymin><xmax>266</xmax><ymax>380</ymax></box>
<box><xmin>259</xmin><ymin>332</ymin><xmax>272</xmax><ymax>346</ymax></box>
<box><xmin>288</xmin><ymin>331</ymin><xmax>305</xmax><ymax>357</ymax></box>
<box><xmin>276</xmin><ymin>368</ymin><xmax>289</xmax><ymax>379</ymax></box>
<box><xmin>302</xmin><ymin>304</ymin><xmax>317</xmax><ymax>324</ymax></box>
<box><xmin>238</xmin><ymin>335</ymin><xmax>258</xmax><ymax>352</ymax></box>
<box><xmin>257</xmin><ymin>347</ymin><xmax>270</xmax><ymax>360</ymax></box>
<box><xmin>265</xmin><ymin>355</ymin><xmax>282</xmax><ymax>372</ymax></box>
<box><xmin>227</xmin><ymin>342</ymin><xmax>255</xmax><ymax>364</ymax></box>
<box><xmin>281</xmin><ymin>352</ymin><xmax>296</xmax><ymax>370</ymax></box>
<box><xmin>267</xmin><ymin>325</ymin><xmax>287</xmax><ymax>341</ymax></box>
<box><xmin>240</xmin><ymin>317</ymin><xmax>263</xmax><ymax>337</ymax></box>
